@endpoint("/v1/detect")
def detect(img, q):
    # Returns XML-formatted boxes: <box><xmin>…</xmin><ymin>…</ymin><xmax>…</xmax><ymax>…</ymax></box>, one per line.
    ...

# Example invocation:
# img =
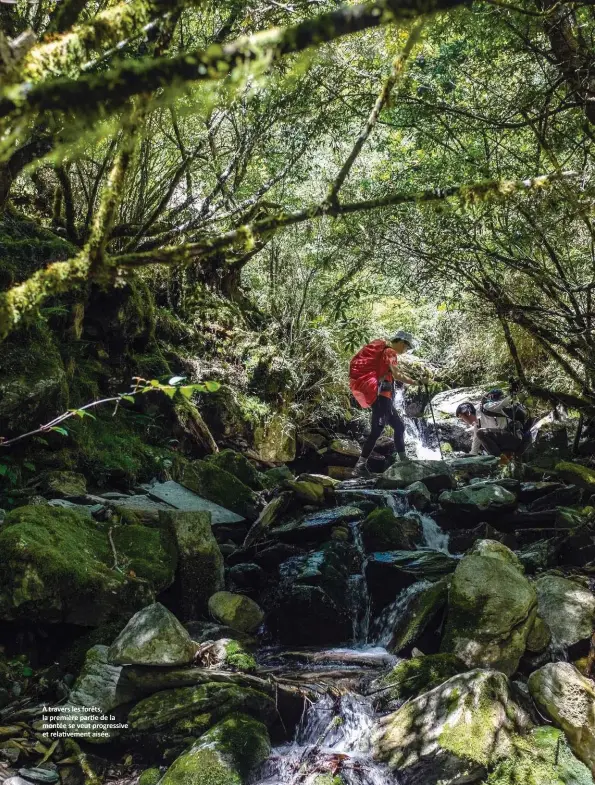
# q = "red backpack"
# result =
<box><xmin>349</xmin><ymin>340</ymin><xmax>393</xmax><ymax>408</ymax></box>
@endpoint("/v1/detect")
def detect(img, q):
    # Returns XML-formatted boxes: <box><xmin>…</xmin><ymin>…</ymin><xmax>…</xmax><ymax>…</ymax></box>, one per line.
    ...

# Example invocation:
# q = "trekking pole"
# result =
<box><xmin>425</xmin><ymin>383</ymin><xmax>444</xmax><ymax>460</ymax></box>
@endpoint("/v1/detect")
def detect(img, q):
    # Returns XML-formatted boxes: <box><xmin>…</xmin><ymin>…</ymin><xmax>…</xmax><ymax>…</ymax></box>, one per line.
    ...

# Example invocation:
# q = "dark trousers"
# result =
<box><xmin>362</xmin><ymin>396</ymin><xmax>405</xmax><ymax>458</ymax></box>
<box><xmin>477</xmin><ymin>428</ymin><xmax>523</xmax><ymax>457</ymax></box>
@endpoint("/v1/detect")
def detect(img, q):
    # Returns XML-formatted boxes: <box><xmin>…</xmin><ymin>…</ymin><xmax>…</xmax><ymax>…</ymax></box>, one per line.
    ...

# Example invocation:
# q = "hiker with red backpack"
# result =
<box><xmin>350</xmin><ymin>330</ymin><xmax>422</xmax><ymax>476</ymax></box>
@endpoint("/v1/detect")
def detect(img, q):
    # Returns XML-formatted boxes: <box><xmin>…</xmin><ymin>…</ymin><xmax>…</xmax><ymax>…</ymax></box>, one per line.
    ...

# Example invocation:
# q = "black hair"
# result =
<box><xmin>456</xmin><ymin>402</ymin><xmax>476</xmax><ymax>417</ymax></box>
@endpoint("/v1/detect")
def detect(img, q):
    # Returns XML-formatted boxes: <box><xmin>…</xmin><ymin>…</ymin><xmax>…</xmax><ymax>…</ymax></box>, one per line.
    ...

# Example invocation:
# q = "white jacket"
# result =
<box><xmin>469</xmin><ymin>396</ymin><xmax>512</xmax><ymax>455</ymax></box>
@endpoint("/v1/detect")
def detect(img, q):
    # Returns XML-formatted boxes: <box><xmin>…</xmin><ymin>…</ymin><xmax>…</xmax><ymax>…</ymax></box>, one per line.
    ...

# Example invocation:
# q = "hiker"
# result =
<box><xmin>455</xmin><ymin>388</ymin><xmax>530</xmax><ymax>463</ymax></box>
<box><xmin>350</xmin><ymin>331</ymin><xmax>420</xmax><ymax>476</ymax></box>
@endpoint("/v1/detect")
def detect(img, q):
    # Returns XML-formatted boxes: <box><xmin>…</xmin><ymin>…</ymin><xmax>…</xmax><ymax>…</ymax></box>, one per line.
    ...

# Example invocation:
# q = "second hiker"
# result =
<box><xmin>350</xmin><ymin>330</ymin><xmax>420</xmax><ymax>476</ymax></box>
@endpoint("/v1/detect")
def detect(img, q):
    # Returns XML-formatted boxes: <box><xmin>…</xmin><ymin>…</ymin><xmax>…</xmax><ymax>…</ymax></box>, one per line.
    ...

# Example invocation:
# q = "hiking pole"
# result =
<box><xmin>425</xmin><ymin>383</ymin><xmax>444</xmax><ymax>460</ymax></box>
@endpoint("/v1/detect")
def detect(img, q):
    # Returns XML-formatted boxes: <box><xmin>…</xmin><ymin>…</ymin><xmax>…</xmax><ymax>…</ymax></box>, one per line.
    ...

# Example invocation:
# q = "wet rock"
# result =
<box><xmin>180</xmin><ymin>459</ymin><xmax>259</xmax><ymax>520</ymax></box>
<box><xmin>374</xmin><ymin>668</ymin><xmax>531</xmax><ymax>785</ymax></box>
<box><xmin>528</xmin><ymin>662</ymin><xmax>595</xmax><ymax>774</ymax></box>
<box><xmin>41</xmin><ymin>471</ymin><xmax>87</xmax><ymax>498</ymax></box>
<box><xmin>360</xmin><ymin>508</ymin><xmax>422</xmax><ymax>553</ymax></box>
<box><xmin>159</xmin><ymin>713</ymin><xmax>271</xmax><ymax>785</ymax></box>
<box><xmin>441</xmin><ymin>541</ymin><xmax>537</xmax><ymax>675</ymax></box>
<box><xmin>159</xmin><ymin>509</ymin><xmax>224</xmax><ymax>618</ymax></box>
<box><xmin>0</xmin><ymin>505</ymin><xmax>153</xmax><ymax>625</ymax></box>
<box><xmin>208</xmin><ymin>592</ymin><xmax>264</xmax><ymax>634</ymax></box>
<box><xmin>517</xmin><ymin>538</ymin><xmax>559</xmax><ymax>573</ymax></box>
<box><xmin>436</xmin><ymin>417</ymin><xmax>472</xmax><ymax>452</ymax></box>
<box><xmin>378</xmin><ymin>460</ymin><xmax>454</xmax><ymax>494</ymax></box>
<box><xmin>403</xmin><ymin>481</ymin><xmax>432</xmax><ymax>511</ymax></box>
<box><xmin>439</xmin><ymin>483</ymin><xmax>517</xmax><ymax>522</ymax></box>
<box><xmin>535</xmin><ymin>574</ymin><xmax>595</xmax><ymax>651</ymax></box>
<box><xmin>449</xmin><ymin>455</ymin><xmax>500</xmax><ymax>481</ymax></box>
<box><xmin>366</xmin><ymin>551</ymin><xmax>457</xmax><ymax>610</ymax></box>
<box><xmin>18</xmin><ymin>770</ymin><xmax>59</xmax><ymax>785</ymax></box>
<box><xmin>273</xmin><ymin>506</ymin><xmax>363</xmax><ymax>544</ymax></box>
<box><xmin>385</xmin><ymin>577</ymin><xmax>449</xmax><ymax>653</ymax></box>
<box><xmin>529</xmin><ymin>484</ymin><xmax>582</xmax><ymax>511</ymax></box>
<box><xmin>108</xmin><ymin>603</ymin><xmax>196</xmax><ymax>666</ymax></box>
<box><xmin>373</xmin><ymin>653</ymin><xmax>467</xmax><ymax>709</ymax></box>
<box><xmin>519</xmin><ymin>481</ymin><xmax>567</xmax><ymax>504</ymax></box>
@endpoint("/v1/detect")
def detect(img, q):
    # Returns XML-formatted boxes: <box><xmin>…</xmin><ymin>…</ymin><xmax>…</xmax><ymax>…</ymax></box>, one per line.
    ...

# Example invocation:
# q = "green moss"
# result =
<box><xmin>181</xmin><ymin>460</ymin><xmax>257</xmax><ymax>518</ymax></box>
<box><xmin>361</xmin><ymin>508</ymin><xmax>418</xmax><ymax>552</ymax></box>
<box><xmin>555</xmin><ymin>461</ymin><xmax>595</xmax><ymax>488</ymax></box>
<box><xmin>486</xmin><ymin>728</ymin><xmax>592</xmax><ymax>785</ymax></box>
<box><xmin>111</xmin><ymin>524</ymin><xmax>177</xmax><ymax>591</ymax></box>
<box><xmin>376</xmin><ymin>654</ymin><xmax>466</xmax><ymax>706</ymax></box>
<box><xmin>206</xmin><ymin>449</ymin><xmax>264</xmax><ymax>491</ymax></box>
<box><xmin>224</xmin><ymin>640</ymin><xmax>257</xmax><ymax>672</ymax></box>
<box><xmin>138</xmin><ymin>769</ymin><xmax>162</xmax><ymax>785</ymax></box>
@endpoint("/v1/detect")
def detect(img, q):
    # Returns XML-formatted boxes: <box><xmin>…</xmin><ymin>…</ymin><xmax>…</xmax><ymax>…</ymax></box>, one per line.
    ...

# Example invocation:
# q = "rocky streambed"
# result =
<box><xmin>1</xmin><ymin>447</ymin><xmax>595</xmax><ymax>785</ymax></box>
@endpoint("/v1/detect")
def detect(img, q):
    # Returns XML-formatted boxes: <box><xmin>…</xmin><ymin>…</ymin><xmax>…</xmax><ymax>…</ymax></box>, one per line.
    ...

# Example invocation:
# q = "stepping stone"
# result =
<box><xmin>146</xmin><ymin>480</ymin><xmax>245</xmax><ymax>525</ymax></box>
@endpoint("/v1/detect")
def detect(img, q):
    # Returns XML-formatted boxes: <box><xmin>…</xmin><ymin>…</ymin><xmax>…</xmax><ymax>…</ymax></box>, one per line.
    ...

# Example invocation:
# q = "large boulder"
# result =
<box><xmin>535</xmin><ymin>574</ymin><xmax>595</xmax><ymax>652</ymax></box>
<box><xmin>556</xmin><ymin>461</ymin><xmax>595</xmax><ymax>492</ymax></box>
<box><xmin>373</xmin><ymin>669</ymin><xmax>531</xmax><ymax>785</ymax></box>
<box><xmin>159</xmin><ymin>510</ymin><xmax>224</xmax><ymax>618</ymax></box>
<box><xmin>373</xmin><ymin>654</ymin><xmax>467</xmax><ymax>711</ymax></box>
<box><xmin>448</xmin><ymin>456</ymin><xmax>500</xmax><ymax>481</ymax></box>
<box><xmin>441</xmin><ymin>541</ymin><xmax>537</xmax><ymax>675</ymax></box>
<box><xmin>360</xmin><ymin>508</ymin><xmax>422</xmax><ymax>552</ymax></box>
<box><xmin>108</xmin><ymin>603</ymin><xmax>196</xmax><ymax>666</ymax></box>
<box><xmin>381</xmin><ymin>577</ymin><xmax>449</xmax><ymax>653</ymax></box>
<box><xmin>528</xmin><ymin>662</ymin><xmax>595</xmax><ymax>775</ymax></box>
<box><xmin>439</xmin><ymin>483</ymin><xmax>517</xmax><ymax>522</ymax></box>
<box><xmin>208</xmin><ymin>592</ymin><xmax>265</xmax><ymax>634</ymax></box>
<box><xmin>68</xmin><ymin>645</ymin><xmax>139</xmax><ymax>712</ymax></box>
<box><xmin>159</xmin><ymin>713</ymin><xmax>271</xmax><ymax>785</ymax></box>
<box><xmin>205</xmin><ymin>449</ymin><xmax>264</xmax><ymax>491</ymax></box>
<box><xmin>377</xmin><ymin>460</ymin><xmax>454</xmax><ymax>493</ymax></box>
<box><xmin>0</xmin><ymin>505</ymin><xmax>154</xmax><ymax>625</ymax></box>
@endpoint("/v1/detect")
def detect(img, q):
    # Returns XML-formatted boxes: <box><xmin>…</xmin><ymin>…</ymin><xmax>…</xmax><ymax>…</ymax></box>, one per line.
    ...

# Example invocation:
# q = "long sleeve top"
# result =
<box><xmin>469</xmin><ymin>396</ymin><xmax>512</xmax><ymax>455</ymax></box>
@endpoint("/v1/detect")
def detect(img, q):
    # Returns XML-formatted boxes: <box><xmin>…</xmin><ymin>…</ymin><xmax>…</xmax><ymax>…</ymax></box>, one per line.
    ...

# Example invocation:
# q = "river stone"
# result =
<box><xmin>535</xmin><ymin>574</ymin><xmax>595</xmax><ymax>651</ymax></box>
<box><xmin>159</xmin><ymin>509</ymin><xmax>224</xmax><ymax>618</ymax></box>
<box><xmin>385</xmin><ymin>577</ymin><xmax>449</xmax><ymax>653</ymax></box>
<box><xmin>403</xmin><ymin>481</ymin><xmax>432</xmax><ymax>511</ymax></box>
<box><xmin>69</xmin><ymin>645</ymin><xmax>138</xmax><ymax>711</ymax></box>
<box><xmin>208</xmin><ymin>592</ymin><xmax>264</xmax><ymax>633</ymax></box>
<box><xmin>449</xmin><ymin>455</ymin><xmax>500</xmax><ymax>480</ymax></box>
<box><xmin>441</xmin><ymin>541</ymin><xmax>537</xmax><ymax>675</ymax></box>
<box><xmin>378</xmin><ymin>460</ymin><xmax>454</xmax><ymax>493</ymax></box>
<box><xmin>108</xmin><ymin>603</ymin><xmax>196</xmax><ymax>666</ymax></box>
<box><xmin>528</xmin><ymin>662</ymin><xmax>595</xmax><ymax>774</ymax></box>
<box><xmin>273</xmin><ymin>506</ymin><xmax>363</xmax><ymax>544</ymax></box>
<box><xmin>360</xmin><ymin>508</ymin><xmax>421</xmax><ymax>552</ymax></box>
<box><xmin>18</xmin><ymin>770</ymin><xmax>59</xmax><ymax>785</ymax></box>
<box><xmin>159</xmin><ymin>713</ymin><xmax>271</xmax><ymax>785</ymax></box>
<box><xmin>439</xmin><ymin>483</ymin><xmax>517</xmax><ymax>521</ymax></box>
<box><xmin>373</xmin><ymin>668</ymin><xmax>531</xmax><ymax>785</ymax></box>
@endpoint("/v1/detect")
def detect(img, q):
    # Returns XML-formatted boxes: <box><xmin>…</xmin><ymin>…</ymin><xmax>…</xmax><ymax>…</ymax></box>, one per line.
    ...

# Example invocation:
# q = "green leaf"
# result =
<box><xmin>21</xmin><ymin>666</ymin><xmax>33</xmax><ymax>677</ymax></box>
<box><xmin>180</xmin><ymin>386</ymin><xmax>195</xmax><ymax>399</ymax></box>
<box><xmin>23</xmin><ymin>462</ymin><xmax>36</xmax><ymax>471</ymax></box>
<box><xmin>149</xmin><ymin>379</ymin><xmax>160</xmax><ymax>387</ymax></box>
<box><xmin>50</xmin><ymin>426</ymin><xmax>69</xmax><ymax>436</ymax></box>
<box><xmin>120</xmin><ymin>395</ymin><xmax>135</xmax><ymax>403</ymax></box>
<box><xmin>204</xmin><ymin>380</ymin><xmax>221</xmax><ymax>392</ymax></box>
<box><xmin>162</xmin><ymin>387</ymin><xmax>177</xmax><ymax>399</ymax></box>
<box><xmin>0</xmin><ymin>464</ymin><xmax>8</xmax><ymax>476</ymax></box>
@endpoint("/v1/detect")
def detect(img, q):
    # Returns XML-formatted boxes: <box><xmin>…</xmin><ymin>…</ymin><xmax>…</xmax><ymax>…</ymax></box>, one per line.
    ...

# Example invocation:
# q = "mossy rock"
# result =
<box><xmin>224</xmin><ymin>640</ymin><xmax>257</xmax><ymax>672</ymax></box>
<box><xmin>375</xmin><ymin>654</ymin><xmax>467</xmax><ymax>708</ymax></box>
<box><xmin>112</xmin><ymin>524</ymin><xmax>177</xmax><ymax>592</ymax></box>
<box><xmin>0</xmin><ymin>505</ymin><xmax>154</xmax><ymax>625</ymax></box>
<box><xmin>486</xmin><ymin>727</ymin><xmax>593</xmax><ymax>785</ymax></box>
<box><xmin>555</xmin><ymin>461</ymin><xmax>595</xmax><ymax>490</ymax></box>
<box><xmin>0</xmin><ymin>321</ymin><xmax>68</xmax><ymax>435</ymax></box>
<box><xmin>361</xmin><ymin>508</ymin><xmax>421</xmax><ymax>552</ymax></box>
<box><xmin>181</xmin><ymin>460</ymin><xmax>258</xmax><ymax>519</ymax></box>
<box><xmin>159</xmin><ymin>713</ymin><xmax>271</xmax><ymax>785</ymax></box>
<box><xmin>262</xmin><ymin>465</ymin><xmax>294</xmax><ymax>489</ymax></box>
<box><xmin>41</xmin><ymin>470</ymin><xmax>87</xmax><ymax>498</ymax></box>
<box><xmin>206</xmin><ymin>450</ymin><xmax>264</xmax><ymax>491</ymax></box>
<box><xmin>208</xmin><ymin>592</ymin><xmax>264</xmax><ymax>634</ymax></box>
<box><xmin>387</xmin><ymin>577</ymin><xmax>449</xmax><ymax>653</ymax></box>
<box><xmin>138</xmin><ymin>769</ymin><xmax>162</xmax><ymax>785</ymax></box>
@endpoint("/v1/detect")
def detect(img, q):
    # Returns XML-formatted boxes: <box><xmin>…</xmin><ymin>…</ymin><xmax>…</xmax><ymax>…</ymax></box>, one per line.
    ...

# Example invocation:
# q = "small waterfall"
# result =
<box><xmin>349</xmin><ymin>521</ymin><xmax>371</xmax><ymax>644</ymax></box>
<box><xmin>370</xmin><ymin>580</ymin><xmax>432</xmax><ymax>647</ymax></box>
<box><xmin>250</xmin><ymin>693</ymin><xmax>395</xmax><ymax>785</ymax></box>
<box><xmin>418</xmin><ymin>512</ymin><xmax>450</xmax><ymax>553</ymax></box>
<box><xmin>394</xmin><ymin>387</ymin><xmax>442</xmax><ymax>460</ymax></box>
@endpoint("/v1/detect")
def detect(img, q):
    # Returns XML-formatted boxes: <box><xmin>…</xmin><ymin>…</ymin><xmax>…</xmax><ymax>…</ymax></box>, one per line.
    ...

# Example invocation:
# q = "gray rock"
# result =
<box><xmin>108</xmin><ymin>603</ymin><xmax>196</xmax><ymax>666</ymax></box>
<box><xmin>378</xmin><ymin>460</ymin><xmax>454</xmax><ymax>494</ymax></box>
<box><xmin>328</xmin><ymin>438</ymin><xmax>361</xmax><ymax>457</ymax></box>
<box><xmin>441</xmin><ymin>541</ymin><xmax>537</xmax><ymax>675</ymax></box>
<box><xmin>18</xmin><ymin>770</ymin><xmax>59</xmax><ymax>784</ymax></box>
<box><xmin>403</xmin><ymin>481</ymin><xmax>432</xmax><ymax>511</ymax></box>
<box><xmin>535</xmin><ymin>574</ymin><xmax>595</xmax><ymax>650</ymax></box>
<box><xmin>373</xmin><ymin>668</ymin><xmax>531</xmax><ymax>785</ymax></box>
<box><xmin>148</xmin><ymin>480</ymin><xmax>245</xmax><ymax>524</ymax></box>
<box><xmin>528</xmin><ymin>662</ymin><xmax>595</xmax><ymax>774</ymax></box>
<box><xmin>159</xmin><ymin>509</ymin><xmax>224</xmax><ymax>618</ymax></box>
<box><xmin>439</xmin><ymin>483</ymin><xmax>517</xmax><ymax>521</ymax></box>
<box><xmin>448</xmin><ymin>455</ymin><xmax>500</xmax><ymax>480</ymax></box>
<box><xmin>69</xmin><ymin>645</ymin><xmax>137</xmax><ymax>711</ymax></box>
<box><xmin>273</xmin><ymin>505</ymin><xmax>363</xmax><ymax>544</ymax></box>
